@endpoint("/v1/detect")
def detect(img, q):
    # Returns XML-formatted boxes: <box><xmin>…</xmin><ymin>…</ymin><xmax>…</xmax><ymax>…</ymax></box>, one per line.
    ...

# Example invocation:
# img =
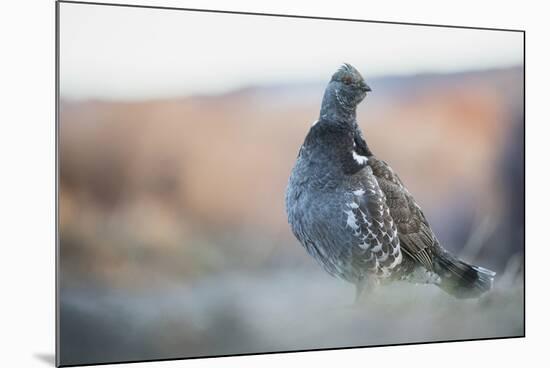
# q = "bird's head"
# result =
<box><xmin>321</xmin><ymin>63</ymin><xmax>371</xmax><ymax>119</ymax></box>
<box><xmin>331</xmin><ymin>63</ymin><xmax>371</xmax><ymax>104</ymax></box>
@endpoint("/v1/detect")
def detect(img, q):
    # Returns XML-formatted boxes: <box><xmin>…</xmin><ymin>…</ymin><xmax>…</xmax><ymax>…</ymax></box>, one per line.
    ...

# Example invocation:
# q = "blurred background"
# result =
<box><xmin>58</xmin><ymin>3</ymin><xmax>524</xmax><ymax>366</ymax></box>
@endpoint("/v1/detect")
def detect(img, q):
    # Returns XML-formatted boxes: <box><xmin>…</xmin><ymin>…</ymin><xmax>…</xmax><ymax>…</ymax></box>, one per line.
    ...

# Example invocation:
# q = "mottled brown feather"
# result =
<box><xmin>368</xmin><ymin>156</ymin><xmax>436</xmax><ymax>270</ymax></box>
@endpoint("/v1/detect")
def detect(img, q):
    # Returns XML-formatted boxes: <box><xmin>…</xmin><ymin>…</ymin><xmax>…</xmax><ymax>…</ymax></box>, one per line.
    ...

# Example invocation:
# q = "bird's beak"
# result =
<box><xmin>361</xmin><ymin>83</ymin><xmax>372</xmax><ymax>92</ymax></box>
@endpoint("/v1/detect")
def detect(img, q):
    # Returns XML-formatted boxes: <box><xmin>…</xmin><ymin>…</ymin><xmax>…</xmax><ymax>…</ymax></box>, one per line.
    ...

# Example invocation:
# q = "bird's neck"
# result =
<box><xmin>319</xmin><ymin>88</ymin><xmax>357</xmax><ymax>123</ymax></box>
<box><xmin>353</xmin><ymin>127</ymin><xmax>373</xmax><ymax>157</ymax></box>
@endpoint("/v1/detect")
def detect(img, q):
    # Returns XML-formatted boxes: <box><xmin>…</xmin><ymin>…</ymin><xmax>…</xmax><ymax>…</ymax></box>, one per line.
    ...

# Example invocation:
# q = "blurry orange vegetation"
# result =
<box><xmin>59</xmin><ymin>67</ymin><xmax>523</xmax><ymax>285</ymax></box>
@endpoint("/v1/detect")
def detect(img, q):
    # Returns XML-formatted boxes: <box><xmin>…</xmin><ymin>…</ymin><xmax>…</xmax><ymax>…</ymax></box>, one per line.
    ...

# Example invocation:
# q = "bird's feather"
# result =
<box><xmin>345</xmin><ymin>165</ymin><xmax>403</xmax><ymax>278</ymax></box>
<box><xmin>286</xmin><ymin>63</ymin><xmax>494</xmax><ymax>299</ymax></box>
<box><xmin>367</xmin><ymin>156</ymin><xmax>435</xmax><ymax>270</ymax></box>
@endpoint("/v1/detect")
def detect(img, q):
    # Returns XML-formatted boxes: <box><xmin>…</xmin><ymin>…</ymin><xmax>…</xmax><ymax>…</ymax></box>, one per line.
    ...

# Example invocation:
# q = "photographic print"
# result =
<box><xmin>56</xmin><ymin>1</ymin><xmax>525</xmax><ymax>366</ymax></box>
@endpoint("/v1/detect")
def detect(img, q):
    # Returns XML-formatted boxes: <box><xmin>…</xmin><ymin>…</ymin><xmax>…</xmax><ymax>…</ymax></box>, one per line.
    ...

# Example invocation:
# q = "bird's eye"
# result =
<box><xmin>342</xmin><ymin>76</ymin><xmax>352</xmax><ymax>85</ymax></box>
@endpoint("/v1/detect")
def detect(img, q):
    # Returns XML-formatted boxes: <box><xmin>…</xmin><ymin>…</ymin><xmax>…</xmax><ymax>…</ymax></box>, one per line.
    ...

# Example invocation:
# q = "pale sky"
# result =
<box><xmin>59</xmin><ymin>2</ymin><xmax>523</xmax><ymax>100</ymax></box>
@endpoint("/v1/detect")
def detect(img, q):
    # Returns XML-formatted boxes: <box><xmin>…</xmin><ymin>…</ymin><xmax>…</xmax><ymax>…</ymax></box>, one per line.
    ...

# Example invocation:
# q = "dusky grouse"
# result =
<box><xmin>285</xmin><ymin>63</ymin><xmax>495</xmax><ymax>301</ymax></box>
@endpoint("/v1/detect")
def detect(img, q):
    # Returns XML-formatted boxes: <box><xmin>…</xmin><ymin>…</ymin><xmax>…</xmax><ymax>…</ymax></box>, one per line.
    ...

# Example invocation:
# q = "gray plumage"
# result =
<box><xmin>286</xmin><ymin>63</ymin><xmax>495</xmax><ymax>300</ymax></box>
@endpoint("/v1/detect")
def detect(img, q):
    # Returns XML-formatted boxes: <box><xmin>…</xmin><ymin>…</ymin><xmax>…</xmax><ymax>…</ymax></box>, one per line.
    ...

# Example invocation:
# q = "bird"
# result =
<box><xmin>285</xmin><ymin>63</ymin><xmax>495</xmax><ymax>301</ymax></box>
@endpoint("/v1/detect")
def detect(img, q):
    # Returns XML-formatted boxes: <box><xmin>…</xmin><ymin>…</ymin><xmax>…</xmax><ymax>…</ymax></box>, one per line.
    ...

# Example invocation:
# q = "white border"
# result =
<box><xmin>1</xmin><ymin>1</ymin><xmax>547</xmax><ymax>367</ymax></box>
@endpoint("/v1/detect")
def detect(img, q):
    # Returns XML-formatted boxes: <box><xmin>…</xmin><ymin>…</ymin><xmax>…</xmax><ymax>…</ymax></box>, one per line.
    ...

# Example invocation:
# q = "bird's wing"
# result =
<box><xmin>368</xmin><ymin>157</ymin><xmax>436</xmax><ymax>270</ymax></box>
<box><xmin>343</xmin><ymin>165</ymin><xmax>403</xmax><ymax>278</ymax></box>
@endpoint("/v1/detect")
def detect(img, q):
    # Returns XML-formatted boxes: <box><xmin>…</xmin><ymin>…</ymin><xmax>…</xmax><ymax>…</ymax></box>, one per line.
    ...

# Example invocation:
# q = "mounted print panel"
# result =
<box><xmin>56</xmin><ymin>1</ymin><xmax>525</xmax><ymax>366</ymax></box>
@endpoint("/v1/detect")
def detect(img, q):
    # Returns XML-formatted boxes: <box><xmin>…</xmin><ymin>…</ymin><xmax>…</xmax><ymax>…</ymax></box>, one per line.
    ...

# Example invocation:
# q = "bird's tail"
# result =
<box><xmin>433</xmin><ymin>249</ymin><xmax>495</xmax><ymax>298</ymax></box>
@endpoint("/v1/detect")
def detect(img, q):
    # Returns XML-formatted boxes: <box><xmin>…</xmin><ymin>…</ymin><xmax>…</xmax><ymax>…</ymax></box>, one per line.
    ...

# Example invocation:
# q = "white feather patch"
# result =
<box><xmin>352</xmin><ymin>151</ymin><xmax>369</xmax><ymax>165</ymax></box>
<box><xmin>344</xmin><ymin>210</ymin><xmax>359</xmax><ymax>230</ymax></box>
<box><xmin>389</xmin><ymin>251</ymin><xmax>403</xmax><ymax>269</ymax></box>
<box><xmin>371</xmin><ymin>243</ymin><xmax>383</xmax><ymax>252</ymax></box>
<box><xmin>353</xmin><ymin>189</ymin><xmax>365</xmax><ymax>196</ymax></box>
